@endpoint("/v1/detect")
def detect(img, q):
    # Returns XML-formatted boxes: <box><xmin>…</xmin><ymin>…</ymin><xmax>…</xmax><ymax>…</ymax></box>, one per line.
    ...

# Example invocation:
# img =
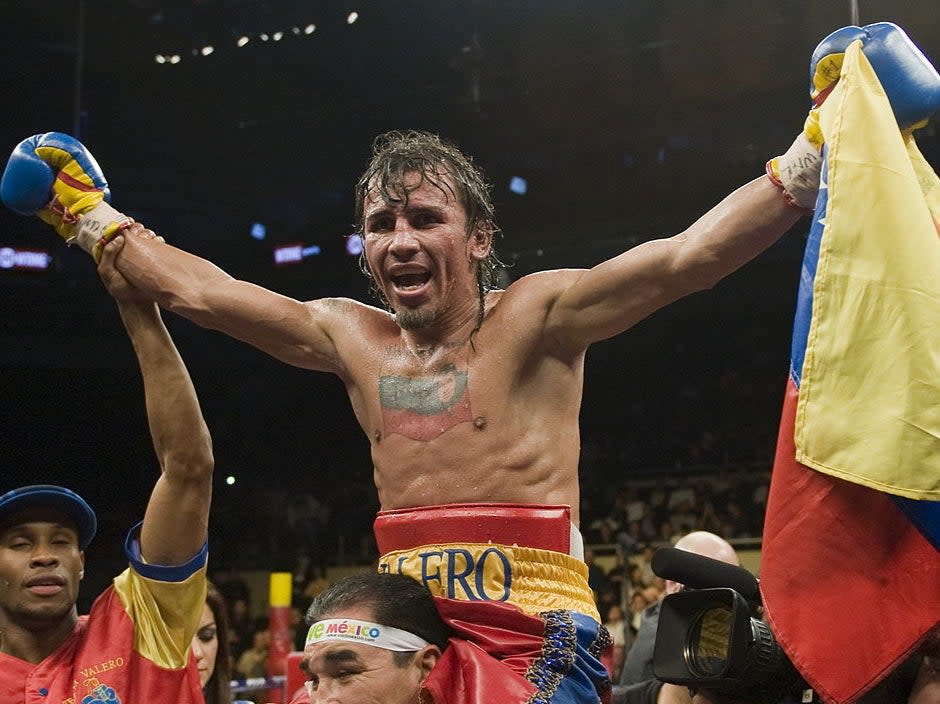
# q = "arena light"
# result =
<box><xmin>347</xmin><ymin>11</ymin><xmax>359</xmax><ymax>24</ymax></box>
<box><xmin>237</xmin><ymin>35</ymin><xmax>250</xmax><ymax>47</ymax></box>
<box><xmin>155</xmin><ymin>54</ymin><xmax>166</xmax><ymax>64</ymax></box>
<box><xmin>260</xmin><ymin>33</ymin><xmax>269</xmax><ymax>41</ymax></box>
<box><xmin>201</xmin><ymin>45</ymin><xmax>214</xmax><ymax>56</ymax></box>
<box><xmin>273</xmin><ymin>31</ymin><xmax>284</xmax><ymax>41</ymax></box>
<box><xmin>292</xmin><ymin>27</ymin><xmax>301</xmax><ymax>35</ymax></box>
<box><xmin>304</xmin><ymin>24</ymin><xmax>316</xmax><ymax>35</ymax></box>
<box><xmin>225</xmin><ymin>475</ymin><xmax>236</xmax><ymax>486</ymax></box>
<box><xmin>169</xmin><ymin>54</ymin><xmax>181</xmax><ymax>64</ymax></box>
<box><xmin>509</xmin><ymin>176</ymin><xmax>528</xmax><ymax>195</ymax></box>
<box><xmin>250</xmin><ymin>222</ymin><xmax>267</xmax><ymax>241</ymax></box>
<box><xmin>345</xmin><ymin>234</ymin><xmax>363</xmax><ymax>256</ymax></box>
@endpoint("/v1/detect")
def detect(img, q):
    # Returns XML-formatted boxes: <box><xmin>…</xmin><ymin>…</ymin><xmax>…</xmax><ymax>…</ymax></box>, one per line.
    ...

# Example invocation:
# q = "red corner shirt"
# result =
<box><xmin>0</xmin><ymin>527</ymin><xmax>207</xmax><ymax>704</ymax></box>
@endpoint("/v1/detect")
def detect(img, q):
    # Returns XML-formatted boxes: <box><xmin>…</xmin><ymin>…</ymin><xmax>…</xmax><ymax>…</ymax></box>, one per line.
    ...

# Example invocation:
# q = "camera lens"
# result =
<box><xmin>685</xmin><ymin>604</ymin><xmax>732</xmax><ymax>677</ymax></box>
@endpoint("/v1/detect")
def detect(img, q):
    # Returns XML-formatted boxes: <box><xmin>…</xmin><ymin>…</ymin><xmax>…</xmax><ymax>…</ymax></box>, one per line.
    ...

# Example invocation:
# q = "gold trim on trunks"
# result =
<box><xmin>378</xmin><ymin>542</ymin><xmax>599</xmax><ymax>621</ymax></box>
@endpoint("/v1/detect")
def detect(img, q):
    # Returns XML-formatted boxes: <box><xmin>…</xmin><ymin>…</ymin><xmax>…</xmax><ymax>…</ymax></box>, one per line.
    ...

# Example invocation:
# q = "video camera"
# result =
<box><xmin>650</xmin><ymin>547</ymin><xmax>818</xmax><ymax>704</ymax></box>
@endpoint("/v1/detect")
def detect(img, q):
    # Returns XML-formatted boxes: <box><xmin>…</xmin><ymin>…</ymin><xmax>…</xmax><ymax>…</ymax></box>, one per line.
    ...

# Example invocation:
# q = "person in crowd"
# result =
<box><xmin>585</xmin><ymin>548</ymin><xmax>613</xmax><ymax>600</ymax></box>
<box><xmin>0</xmin><ymin>226</ymin><xmax>214</xmax><ymax>703</ymax></box>
<box><xmin>193</xmin><ymin>581</ymin><xmax>234</xmax><ymax>704</ymax></box>
<box><xmin>604</xmin><ymin>604</ymin><xmax>629</xmax><ymax>681</ymax></box>
<box><xmin>235</xmin><ymin>618</ymin><xmax>271</xmax><ymax>679</ymax></box>
<box><xmin>627</xmin><ymin>590</ymin><xmax>649</xmax><ymax>635</ymax></box>
<box><xmin>226</xmin><ymin>594</ymin><xmax>255</xmax><ymax>662</ymax></box>
<box><xmin>636</xmin><ymin>544</ymin><xmax>658</xmax><ymax>587</ymax></box>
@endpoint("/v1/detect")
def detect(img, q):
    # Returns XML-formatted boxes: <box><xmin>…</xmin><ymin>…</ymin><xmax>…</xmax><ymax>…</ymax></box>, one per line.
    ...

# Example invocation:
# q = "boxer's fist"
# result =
<box><xmin>768</xmin><ymin>22</ymin><xmax>940</xmax><ymax>210</ymax></box>
<box><xmin>816</xmin><ymin>22</ymin><xmax>940</xmax><ymax>130</ymax></box>
<box><xmin>0</xmin><ymin>132</ymin><xmax>131</xmax><ymax>260</ymax></box>
<box><xmin>801</xmin><ymin>25</ymin><xmax>870</xmax><ymax>149</ymax></box>
<box><xmin>766</xmin><ymin>26</ymin><xmax>867</xmax><ymax>210</ymax></box>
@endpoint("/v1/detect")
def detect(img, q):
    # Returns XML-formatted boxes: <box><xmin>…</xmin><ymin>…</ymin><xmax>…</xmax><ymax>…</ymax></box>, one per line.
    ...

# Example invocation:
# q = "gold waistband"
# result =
<box><xmin>378</xmin><ymin>542</ymin><xmax>599</xmax><ymax>621</ymax></box>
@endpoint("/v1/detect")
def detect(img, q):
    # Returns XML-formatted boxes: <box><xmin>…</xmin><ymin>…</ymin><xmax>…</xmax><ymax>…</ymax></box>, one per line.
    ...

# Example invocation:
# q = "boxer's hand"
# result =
<box><xmin>0</xmin><ymin>132</ymin><xmax>132</xmax><ymax>260</ymax></box>
<box><xmin>97</xmin><ymin>223</ymin><xmax>162</xmax><ymax>305</ymax></box>
<box><xmin>767</xmin><ymin>22</ymin><xmax>940</xmax><ymax>211</ymax></box>
<box><xmin>766</xmin><ymin>26</ymin><xmax>867</xmax><ymax>210</ymax></box>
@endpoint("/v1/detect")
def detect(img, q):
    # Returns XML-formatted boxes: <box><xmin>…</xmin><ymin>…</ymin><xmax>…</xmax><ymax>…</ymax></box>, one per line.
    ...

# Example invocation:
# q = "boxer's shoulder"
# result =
<box><xmin>307</xmin><ymin>296</ymin><xmax>400</xmax><ymax>343</ymax></box>
<box><xmin>478</xmin><ymin>268</ymin><xmax>587</xmax><ymax>338</ymax></box>
<box><xmin>498</xmin><ymin>268</ymin><xmax>587</xmax><ymax>304</ymax></box>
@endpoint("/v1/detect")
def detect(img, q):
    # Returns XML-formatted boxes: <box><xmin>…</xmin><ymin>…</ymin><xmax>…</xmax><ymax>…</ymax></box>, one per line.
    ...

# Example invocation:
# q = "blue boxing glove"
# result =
<box><xmin>814</xmin><ymin>22</ymin><xmax>940</xmax><ymax>131</ymax></box>
<box><xmin>768</xmin><ymin>22</ymin><xmax>940</xmax><ymax>210</ymax></box>
<box><xmin>1</xmin><ymin>132</ymin><xmax>131</xmax><ymax>260</ymax></box>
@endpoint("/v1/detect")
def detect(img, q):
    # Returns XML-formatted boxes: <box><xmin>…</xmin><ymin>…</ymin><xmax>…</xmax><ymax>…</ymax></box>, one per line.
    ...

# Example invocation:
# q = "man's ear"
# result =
<box><xmin>415</xmin><ymin>644</ymin><xmax>442</xmax><ymax>679</ymax></box>
<box><xmin>468</xmin><ymin>226</ymin><xmax>493</xmax><ymax>262</ymax></box>
<box><xmin>79</xmin><ymin>551</ymin><xmax>86</xmax><ymax>581</ymax></box>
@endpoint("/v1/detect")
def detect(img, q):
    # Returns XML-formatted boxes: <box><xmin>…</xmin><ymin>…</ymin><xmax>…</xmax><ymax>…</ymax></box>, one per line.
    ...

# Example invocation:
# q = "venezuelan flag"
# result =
<box><xmin>761</xmin><ymin>41</ymin><xmax>940</xmax><ymax>703</ymax></box>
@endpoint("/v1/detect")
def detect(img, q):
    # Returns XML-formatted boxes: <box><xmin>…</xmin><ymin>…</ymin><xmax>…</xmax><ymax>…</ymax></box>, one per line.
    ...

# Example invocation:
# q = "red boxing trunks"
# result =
<box><xmin>375</xmin><ymin>503</ymin><xmax>612</xmax><ymax>704</ymax></box>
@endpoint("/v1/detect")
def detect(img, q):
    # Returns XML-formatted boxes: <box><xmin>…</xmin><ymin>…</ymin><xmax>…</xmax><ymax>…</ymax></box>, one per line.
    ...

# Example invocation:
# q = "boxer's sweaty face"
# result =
<box><xmin>362</xmin><ymin>172</ymin><xmax>482</xmax><ymax>331</ymax></box>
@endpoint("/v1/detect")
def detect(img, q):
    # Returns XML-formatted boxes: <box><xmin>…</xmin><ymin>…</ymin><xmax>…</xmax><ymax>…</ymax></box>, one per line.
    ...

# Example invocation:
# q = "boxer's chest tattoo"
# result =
<box><xmin>379</xmin><ymin>363</ymin><xmax>468</xmax><ymax>414</ymax></box>
<box><xmin>378</xmin><ymin>343</ymin><xmax>475</xmax><ymax>441</ymax></box>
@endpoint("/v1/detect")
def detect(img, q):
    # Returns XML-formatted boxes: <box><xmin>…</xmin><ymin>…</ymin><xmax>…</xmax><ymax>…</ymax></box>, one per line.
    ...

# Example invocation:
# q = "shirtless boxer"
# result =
<box><xmin>4</xmin><ymin>22</ymin><xmax>936</xmax><ymax>704</ymax></box>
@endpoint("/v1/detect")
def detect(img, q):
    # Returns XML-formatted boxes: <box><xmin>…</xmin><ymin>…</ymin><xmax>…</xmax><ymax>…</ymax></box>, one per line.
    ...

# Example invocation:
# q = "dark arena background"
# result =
<box><xmin>0</xmin><ymin>0</ymin><xmax>937</xmax><ymax>618</ymax></box>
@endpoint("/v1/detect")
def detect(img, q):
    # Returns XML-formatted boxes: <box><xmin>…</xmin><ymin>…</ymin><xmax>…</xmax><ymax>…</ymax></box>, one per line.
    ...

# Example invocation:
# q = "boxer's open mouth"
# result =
<box><xmin>392</xmin><ymin>272</ymin><xmax>431</xmax><ymax>291</ymax></box>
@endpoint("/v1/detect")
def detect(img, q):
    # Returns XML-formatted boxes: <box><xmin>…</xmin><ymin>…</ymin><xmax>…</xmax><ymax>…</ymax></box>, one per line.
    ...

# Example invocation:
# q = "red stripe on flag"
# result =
<box><xmin>761</xmin><ymin>379</ymin><xmax>940</xmax><ymax>703</ymax></box>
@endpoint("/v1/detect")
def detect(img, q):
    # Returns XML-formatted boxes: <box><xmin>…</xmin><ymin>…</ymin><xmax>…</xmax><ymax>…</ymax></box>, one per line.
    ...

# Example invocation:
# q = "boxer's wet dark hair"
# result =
<box><xmin>305</xmin><ymin>572</ymin><xmax>450</xmax><ymax>665</ymax></box>
<box><xmin>354</xmin><ymin>130</ymin><xmax>504</xmax><ymax>312</ymax></box>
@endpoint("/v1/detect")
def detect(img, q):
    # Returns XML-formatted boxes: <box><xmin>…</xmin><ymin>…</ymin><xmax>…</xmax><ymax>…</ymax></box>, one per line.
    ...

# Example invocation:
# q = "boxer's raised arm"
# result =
<box><xmin>111</xmin><ymin>232</ymin><xmax>346</xmax><ymax>375</ymax></box>
<box><xmin>544</xmin><ymin>22</ymin><xmax>940</xmax><ymax>353</ymax></box>
<box><xmin>543</xmin><ymin>176</ymin><xmax>799</xmax><ymax>351</ymax></box>
<box><xmin>98</xmin><ymin>233</ymin><xmax>213</xmax><ymax>566</ymax></box>
<box><xmin>0</xmin><ymin>132</ymin><xmax>345</xmax><ymax>375</ymax></box>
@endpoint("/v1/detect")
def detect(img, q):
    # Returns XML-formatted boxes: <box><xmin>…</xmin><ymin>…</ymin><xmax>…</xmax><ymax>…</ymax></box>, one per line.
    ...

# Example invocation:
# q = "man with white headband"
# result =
<box><xmin>294</xmin><ymin>572</ymin><xmax>449</xmax><ymax>704</ymax></box>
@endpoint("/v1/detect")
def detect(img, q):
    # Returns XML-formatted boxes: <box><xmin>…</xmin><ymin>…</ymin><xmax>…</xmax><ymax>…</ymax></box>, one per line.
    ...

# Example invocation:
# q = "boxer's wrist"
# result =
<box><xmin>68</xmin><ymin>201</ymin><xmax>132</xmax><ymax>260</ymax></box>
<box><xmin>766</xmin><ymin>132</ymin><xmax>822</xmax><ymax>212</ymax></box>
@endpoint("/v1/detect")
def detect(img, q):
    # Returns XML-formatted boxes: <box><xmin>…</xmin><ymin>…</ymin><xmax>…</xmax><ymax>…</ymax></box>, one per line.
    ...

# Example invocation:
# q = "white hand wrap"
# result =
<box><xmin>67</xmin><ymin>201</ymin><xmax>132</xmax><ymax>255</ymax></box>
<box><xmin>767</xmin><ymin>133</ymin><xmax>823</xmax><ymax>211</ymax></box>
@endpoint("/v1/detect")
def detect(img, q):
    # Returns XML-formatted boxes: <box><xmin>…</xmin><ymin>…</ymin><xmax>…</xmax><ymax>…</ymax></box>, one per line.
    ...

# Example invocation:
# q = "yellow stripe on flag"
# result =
<box><xmin>794</xmin><ymin>40</ymin><xmax>940</xmax><ymax>500</ymax></box>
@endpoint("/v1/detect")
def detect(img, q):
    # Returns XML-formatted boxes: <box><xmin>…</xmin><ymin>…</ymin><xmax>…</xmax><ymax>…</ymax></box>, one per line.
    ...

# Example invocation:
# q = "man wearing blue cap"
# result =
<box><xmin>0</xmin><ymin>226</ymin><xmax>215</xmax><ymax>704</ymax></box>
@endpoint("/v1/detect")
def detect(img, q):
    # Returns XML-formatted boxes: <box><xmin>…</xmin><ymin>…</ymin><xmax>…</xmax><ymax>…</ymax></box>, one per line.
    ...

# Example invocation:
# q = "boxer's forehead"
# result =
<box><xmin>363</xmin><ymin>168</ymin><xmax>460</xmax><ymax>213</ymax></box>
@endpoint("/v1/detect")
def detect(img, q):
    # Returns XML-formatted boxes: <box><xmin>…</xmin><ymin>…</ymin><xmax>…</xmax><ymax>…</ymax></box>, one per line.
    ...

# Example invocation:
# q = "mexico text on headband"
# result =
<box><xmin>305</xmin><ymin>619</ymin><xmax>430</xmax><ymax>652</ymax></box>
